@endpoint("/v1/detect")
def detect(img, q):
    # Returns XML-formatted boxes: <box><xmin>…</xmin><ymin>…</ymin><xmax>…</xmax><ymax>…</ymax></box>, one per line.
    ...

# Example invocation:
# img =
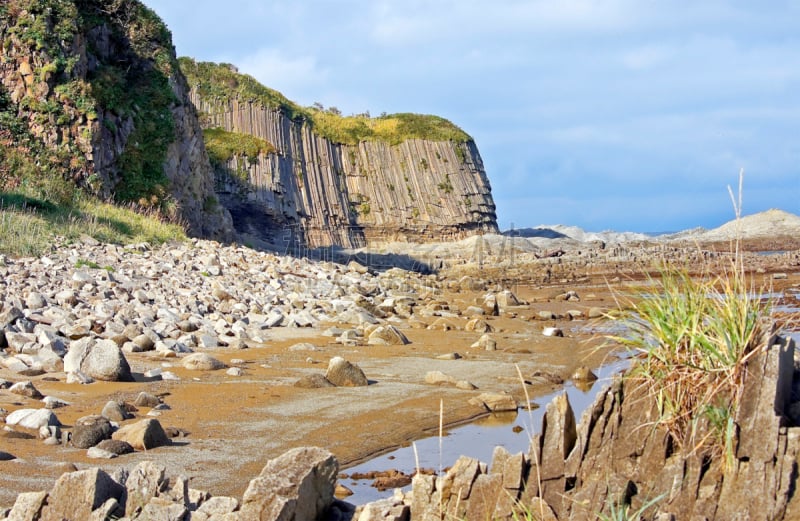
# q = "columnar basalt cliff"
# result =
<box><xmin>181</xmin><ymin>59</ymin><xmax>498</xmax><ymax>248</ymax></box>
<box><xmin>0</xmin><ymin>0</ymin><xmax>232</xmax><ymax>239</ymax></box>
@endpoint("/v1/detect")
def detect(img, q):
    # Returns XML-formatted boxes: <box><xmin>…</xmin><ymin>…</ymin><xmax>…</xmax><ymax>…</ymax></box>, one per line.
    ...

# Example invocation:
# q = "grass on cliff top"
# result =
<box><xmin>203</xmin><ymin>128</ymin><xmax>276</xmax><ymax>164</ymax></box>
<box><xmin>179</xmin><ymin>57</ymin><xmax>472</xmax><ymax>146</ymax></box>
<box><xmin>0</xmin><ymin>192</ymin><xmax>186</xmax><ymax>257</ymax></box>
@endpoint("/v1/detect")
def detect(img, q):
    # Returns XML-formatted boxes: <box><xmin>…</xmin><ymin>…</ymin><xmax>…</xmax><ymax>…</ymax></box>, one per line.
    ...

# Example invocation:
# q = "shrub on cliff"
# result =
<box><xmin>0</xmin><ymin>0</ymin><xmax>192</xmax><ymax>209</ymax></box>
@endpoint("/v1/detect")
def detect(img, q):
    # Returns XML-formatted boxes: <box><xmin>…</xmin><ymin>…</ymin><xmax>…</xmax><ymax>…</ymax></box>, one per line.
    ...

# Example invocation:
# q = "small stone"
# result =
<box><xmin>134</xmin><ymin>392</ymin><xmax>161</xmax><ymax>408</ymax></box>
<box><xmin>101</xmin><ymin>401</ymin><xmax>130</xmax><ymax>422</ymax></box>
<box><xmin>87</xmin><ymin>447</ymin><xmax>118</xmax><ymax>459</ymax></box>
<box><xmin>294</xmin><ymin>374</ymin><xmax>335</xmax><ymax>388</ymax></box>
<box><xmin>112</xmin><ymin>419</ymin><xmax>171</xmax><ymax>450</ymax></box>
<box><xmin>470</xmin><ymin>392</ymin><xmax>518</xmax><ymax>412</ymax></box>
<box><xmin>425</xmin><ymin>371</ymin><xmax>457</xmax><ymax>386</ymax></box>
<box><xmin>95</xmin><ymin>439</ymin><xmax>134</xmax><ymax>455</ymax></box>
<box><xmin>368</xmin><ymin>325</ymin><xmax>410</xmax><ymax>346</ymax></box>
<box><xmin>465</xmin><ymin>318</ymin><xmax>492</xmax><ymax>333</ymax></box>
<box><xmin>288</xmin><ymin>342</ymin><xmax>319</xmax><ymax>352</ymax></box>
<box><xmin>182</xmin><ymin>353</ymin><xmax>226</xmax><ymax>371</ymax></box>
<box><xmin>9</xmin><ymin>381</ymin><xmax>43</xmax><ymax>399</ymax></box>
<box><xmin>571</xmin><ymin>366</ymin><xmax>598</xmax><ymax>382</ymax></box>
<box><xmin>542</xmin><ymin>327</ymin><xmax>564</xmax><ymax>337</ymax></box>
<box><xmin>42</xmin><ymin>396</ymin><xmax>70</xmax><ymax>409</ymax></box>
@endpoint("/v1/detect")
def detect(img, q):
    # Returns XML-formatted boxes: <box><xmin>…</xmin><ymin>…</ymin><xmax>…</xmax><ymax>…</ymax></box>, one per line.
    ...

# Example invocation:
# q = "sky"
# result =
<box><xmin>141</xmin><ymin>0</ymin><xmax>799</xmax><ymax>233</ymax></box>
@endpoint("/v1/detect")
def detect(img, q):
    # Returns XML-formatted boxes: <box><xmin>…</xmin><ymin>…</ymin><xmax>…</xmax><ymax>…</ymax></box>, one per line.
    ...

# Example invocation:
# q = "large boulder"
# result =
<box><xmin>71</xmin><ymin>415</ymin><xmax>113</xmax><ymax>449</ymax></box>
<box><xmin>112</xmin><ymin>419</ymin><xmax>170</xmax><ymax>450</ymax></box>
<box><xmin>39</xmin><ymin>468</ymin><xmax>124</xmax><ymax>521</ymax></box>
<box><xmin>325</xmin><ymin>356</ymin><xmax>369</xmax><ymax>387</ymax></box>
<box><xmin>64</xmin><ymin>338</ymin><xmax>133</xmax><ymax>382</ymax></box>
<box><xmin>239</xmin><ymin>447</ymin><xmax>338</xmax><ymax>521</ymax></box>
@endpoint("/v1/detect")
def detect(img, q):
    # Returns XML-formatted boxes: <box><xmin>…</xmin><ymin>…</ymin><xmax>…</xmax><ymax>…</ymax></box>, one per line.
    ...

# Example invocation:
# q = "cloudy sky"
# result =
<box><xmin>142</xmin><ymin>0</ymin><xmax>799</xmax><ymax>233</ymax></box>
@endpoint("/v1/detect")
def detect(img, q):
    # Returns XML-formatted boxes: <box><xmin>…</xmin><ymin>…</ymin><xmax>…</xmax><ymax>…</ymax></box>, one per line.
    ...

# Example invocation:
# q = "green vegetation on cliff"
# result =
<box><xmin>203</xmin><ymin>128</ymin><xmax>276</xmax><ymax>165</ymax></box>
<box><xmin>0</xmin><ymin>1</ymin><xmax>190</xmax><ymax>256</ymax></box>
<box><xmin>179</xmin><ymin>58</ymin><xmax>472</xmax><ymax>146</ymax></box>
<box><xmin>0</xmin><ymin>0</ymin><xmax>179</xmax><ymax>206</ymax></box>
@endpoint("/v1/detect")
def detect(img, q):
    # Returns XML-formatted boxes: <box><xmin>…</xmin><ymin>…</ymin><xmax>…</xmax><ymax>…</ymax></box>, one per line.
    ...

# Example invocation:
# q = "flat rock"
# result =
<box><xmin>470</xmin><ymin>392</ymin><xmax>518</xmax><ymax>412</ymax></box>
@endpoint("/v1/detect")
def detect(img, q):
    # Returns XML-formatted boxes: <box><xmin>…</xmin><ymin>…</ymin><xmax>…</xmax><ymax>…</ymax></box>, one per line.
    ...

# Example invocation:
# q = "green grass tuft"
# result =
<box><xmin>0</xmin><ymin>191</ymin><xmax>186</xmax><ymax>258</ymax></box>
<box><xmin>203</xmin><ymin>128</ymin><xmax>276</xmax><ymax>164</ymax></box>
<box><xmin>606</xmin><ymin>260</ymin><xmax>774</xmax><ymax>453</ymax></box>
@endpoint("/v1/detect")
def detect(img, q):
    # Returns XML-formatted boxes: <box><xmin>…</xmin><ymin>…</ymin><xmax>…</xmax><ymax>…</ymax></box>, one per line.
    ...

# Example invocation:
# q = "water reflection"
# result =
<box><xmin>341</xmin><ymin>358</ymin><xmax>627</xmax><ymax>505</ymax></box>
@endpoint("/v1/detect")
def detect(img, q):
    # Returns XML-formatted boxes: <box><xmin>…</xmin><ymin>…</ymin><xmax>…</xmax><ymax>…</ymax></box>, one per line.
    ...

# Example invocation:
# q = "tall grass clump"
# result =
<box><xmin>607</xmin><ymin>174</ymin><xmax>774</xmax><ymax>456</ymax></box>
<box><xmin>608</xmin><ymin>261</ymin><xmax>772</xmax><ymax>453</ymax></box>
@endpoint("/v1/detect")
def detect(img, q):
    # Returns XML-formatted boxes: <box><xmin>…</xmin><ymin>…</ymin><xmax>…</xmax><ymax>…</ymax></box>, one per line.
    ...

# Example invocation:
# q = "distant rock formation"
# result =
<box><xmin>181</xmin><ymin>59</ymin><xmax>498</xmax><ymax>248</ymax></box>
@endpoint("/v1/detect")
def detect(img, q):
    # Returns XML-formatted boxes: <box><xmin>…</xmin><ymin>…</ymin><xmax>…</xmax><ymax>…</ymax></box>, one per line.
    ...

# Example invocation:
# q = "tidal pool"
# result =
<box><xmin>342</xmin><ymin>357</ymin><xmax>629</xmax><ymax>505</ymax></box>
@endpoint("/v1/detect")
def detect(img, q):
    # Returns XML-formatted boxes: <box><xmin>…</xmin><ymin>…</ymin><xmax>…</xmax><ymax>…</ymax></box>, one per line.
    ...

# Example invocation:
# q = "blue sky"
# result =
<box><xmin>142</xmin><ymin>0</ymin><xmax>799</xmax><ymax>233</ymax></box>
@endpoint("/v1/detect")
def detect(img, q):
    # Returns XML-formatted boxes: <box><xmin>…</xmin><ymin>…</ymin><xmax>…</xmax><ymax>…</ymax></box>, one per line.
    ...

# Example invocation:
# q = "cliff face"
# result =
<box><xmin>183</xmin><ymin>61</ymin><xmax>497</xmax><ymax>248</ymax></box>
<box><xmin>0</xmin><ymin>0</ymin><xmax>232</xmax><ymax>239</ymax></box>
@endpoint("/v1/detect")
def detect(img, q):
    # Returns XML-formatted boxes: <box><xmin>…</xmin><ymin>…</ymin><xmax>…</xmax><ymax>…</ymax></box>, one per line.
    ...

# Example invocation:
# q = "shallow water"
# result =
<box><xmin>341</xmin><ymin>357</ymin><xmax>629</xmax><ymax>505</ymax></box>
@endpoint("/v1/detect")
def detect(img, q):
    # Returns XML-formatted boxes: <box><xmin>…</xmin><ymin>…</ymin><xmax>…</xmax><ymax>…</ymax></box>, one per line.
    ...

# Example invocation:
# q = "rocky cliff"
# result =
<box><xmin>180</xmin><ymin>59</ymin><xmax>498</xmax><ymax>249</ymax></box>
<box><xmin>0</xmin><ymin>0</ymin><xmax>232</xmax><ymax>239</ymax></box>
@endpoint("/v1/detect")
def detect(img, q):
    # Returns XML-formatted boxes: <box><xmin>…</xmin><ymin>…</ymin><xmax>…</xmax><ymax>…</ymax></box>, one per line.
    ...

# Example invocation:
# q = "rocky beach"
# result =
<box><xmin>1</xmin><ymin>2</ymin><xmax>798</xmax><ymax>518</ymax></box>
<box><xmin>0</xmin><ymin>211</ymin><xmax>799</xmax><ymax>519</ymax></box>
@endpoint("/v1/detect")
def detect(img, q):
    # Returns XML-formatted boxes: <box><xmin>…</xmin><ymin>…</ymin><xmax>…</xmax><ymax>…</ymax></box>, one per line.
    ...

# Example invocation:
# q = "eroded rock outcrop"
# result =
<box><xmin>182</xmin><ymin>59</ymin><xmax>497</xmax><ymax>248</ymax></box>
<box><xmin>0</xmin><ymin>448</ymin><xmax>338</xmax><ymax>521</ymax></box>
<box><xmin>407</xmin><ymin>335</ymin><xmax>800</xmax><ymax>520</ymax></box>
